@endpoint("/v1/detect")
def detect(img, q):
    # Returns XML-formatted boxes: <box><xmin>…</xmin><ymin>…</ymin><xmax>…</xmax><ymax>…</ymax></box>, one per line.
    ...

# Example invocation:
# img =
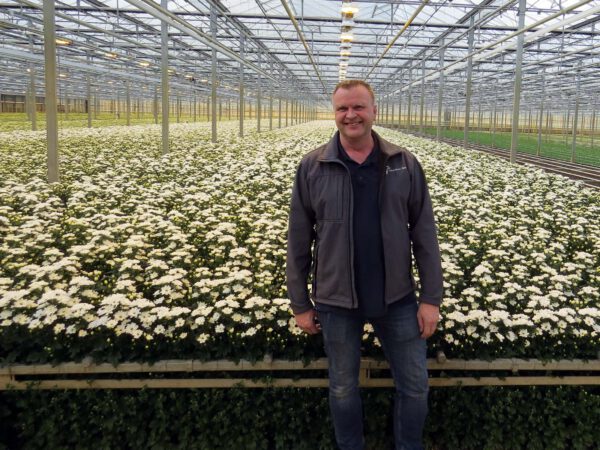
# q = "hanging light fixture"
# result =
<box><xmin>340</xmin><ymin>32</ymin><xmax>354</xmax><ymax>42</ymax></box>
<box><xmin>55</xmin><ymin>37</ymin><xmax>72</xmax><ymax>46</ymax></box>
<box><xmin>339</xmin><ymin>1</ymin><xmax>358</xmax><ymax>82</ymax></box>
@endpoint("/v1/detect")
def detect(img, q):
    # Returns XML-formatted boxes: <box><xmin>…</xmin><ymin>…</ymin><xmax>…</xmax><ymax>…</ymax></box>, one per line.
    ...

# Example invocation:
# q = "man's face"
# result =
<box><xmin>332</xmin><ymin>85</ymin><xmax>377</xmax><ymax>141</ymax></box>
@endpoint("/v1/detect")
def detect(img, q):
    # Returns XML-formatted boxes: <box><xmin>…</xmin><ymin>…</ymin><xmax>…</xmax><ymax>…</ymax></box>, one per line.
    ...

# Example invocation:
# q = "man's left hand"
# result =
<box><xmin>417</xmin><ymin>303</ymin><xmax>440</xmax><ymax>339</ymax></box>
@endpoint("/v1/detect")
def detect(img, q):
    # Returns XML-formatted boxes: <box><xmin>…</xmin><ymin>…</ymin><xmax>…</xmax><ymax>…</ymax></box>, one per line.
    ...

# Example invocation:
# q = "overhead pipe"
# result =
<box><xmin>365</xmin><ymin>0</ymin><xmax>430</xmax><ymax>81</ymax></box>
<box><xmin>390</xmin><ymin>0</ymin><xmax>596</xmax><ymax>95</ymax></box>
<box><xmin>278</xmin><ymin>0</ymin><xmax>327</xmax><ymax>92</ymax></box>
<box><xmin>126</xmin><ymin>0</ymin><xmax>276</xmax><ymax>82</ymax></box>
<box><xmin>0</xmin><ymin>47</ymin><xmax>239</xmax><ymax>98</ymax></box>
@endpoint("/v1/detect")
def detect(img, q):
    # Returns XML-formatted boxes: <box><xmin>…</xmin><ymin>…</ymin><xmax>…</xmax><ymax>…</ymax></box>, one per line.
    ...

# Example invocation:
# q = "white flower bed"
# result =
<box><xmin>0</xmin><ymin>122</ymin><xmax>598</xmax><ymax>362</ymax></box>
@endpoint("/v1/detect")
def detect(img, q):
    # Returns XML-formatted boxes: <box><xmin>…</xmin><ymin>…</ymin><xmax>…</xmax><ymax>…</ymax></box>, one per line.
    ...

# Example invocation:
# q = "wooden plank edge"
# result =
<box><xmin>1</xmin><ymin>376</ymin><xmax>599</xmax><ymax>390</ymax></box>
<box><xmin>1</xmin><ymin>358</ymin><xmax>599</xmax><ymax>375</ymax></box>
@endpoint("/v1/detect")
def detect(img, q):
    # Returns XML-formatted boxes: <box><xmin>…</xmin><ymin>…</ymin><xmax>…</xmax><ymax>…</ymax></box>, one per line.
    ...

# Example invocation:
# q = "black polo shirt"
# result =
<box><xmin>316</xmin><ymin>135</ymin><xmax>386</xmax><ymax>318</ymax></box>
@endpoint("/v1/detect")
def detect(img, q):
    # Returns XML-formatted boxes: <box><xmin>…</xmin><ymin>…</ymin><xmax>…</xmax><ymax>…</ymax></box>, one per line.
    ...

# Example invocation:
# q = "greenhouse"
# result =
<box><xmin>0</xmin><ymin>0</ymin><xmax>599</xmax><ymax>448</ymax></box>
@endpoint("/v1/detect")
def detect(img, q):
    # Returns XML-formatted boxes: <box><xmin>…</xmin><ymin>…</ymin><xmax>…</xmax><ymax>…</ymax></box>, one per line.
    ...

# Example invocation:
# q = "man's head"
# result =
<box><xmin>332</xmin><ymin>80</ymin><xmax>377</xmax><ymax>143</ymax></box>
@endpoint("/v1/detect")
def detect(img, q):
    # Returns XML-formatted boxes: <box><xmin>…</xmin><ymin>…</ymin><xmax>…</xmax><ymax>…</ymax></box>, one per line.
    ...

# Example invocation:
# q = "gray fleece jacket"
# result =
<box><xmin>286</xmin><ymin>130</ymin><xmax>443</xmax><ymax>315</ymax></box>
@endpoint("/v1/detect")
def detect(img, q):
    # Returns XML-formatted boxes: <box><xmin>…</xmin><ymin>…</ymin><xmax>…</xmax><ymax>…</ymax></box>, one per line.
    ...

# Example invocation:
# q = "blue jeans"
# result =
<box><xmin>318</xmin><ymin>300</ymin><xmax>428</xmax><ymax>450</ymax></box>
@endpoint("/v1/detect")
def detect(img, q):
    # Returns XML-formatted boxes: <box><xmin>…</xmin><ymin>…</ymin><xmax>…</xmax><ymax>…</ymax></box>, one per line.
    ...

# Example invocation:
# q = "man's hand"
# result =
<box><xmin>294</xmin><ymin>309</ymin><xmax>321</xmax><ymax>335</ymax></box>
<box><xmin>417</xmin><ymin>303</ymin><xmax>440</xmax><ymax>339</ymax></box>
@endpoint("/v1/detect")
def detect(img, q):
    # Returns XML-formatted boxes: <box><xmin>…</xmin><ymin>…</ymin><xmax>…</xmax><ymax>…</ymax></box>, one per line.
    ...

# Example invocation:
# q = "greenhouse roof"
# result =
<box><xmin>0</xmin><ymin>0</ymin><xmax>599</xmax><ymax>108</ymax></box>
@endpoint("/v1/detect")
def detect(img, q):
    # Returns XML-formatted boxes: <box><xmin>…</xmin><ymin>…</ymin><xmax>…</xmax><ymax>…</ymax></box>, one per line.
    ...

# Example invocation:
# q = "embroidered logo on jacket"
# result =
<box><xmin>385</xmin><ymin>165</ymin><xmax>407</xmax><ymax>175</ymax></box>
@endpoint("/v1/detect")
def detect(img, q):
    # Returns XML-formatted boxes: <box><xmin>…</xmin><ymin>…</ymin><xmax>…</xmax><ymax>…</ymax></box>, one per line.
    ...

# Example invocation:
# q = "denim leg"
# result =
<box><xmin>371</xmin><ymin>300</ymin><xmax>429</xmax><ymax>450</ymax></box>
<box><xmin>318</xmin><ymin>311</ymin><xmax>365</xmax><ymax>450</ymax></box>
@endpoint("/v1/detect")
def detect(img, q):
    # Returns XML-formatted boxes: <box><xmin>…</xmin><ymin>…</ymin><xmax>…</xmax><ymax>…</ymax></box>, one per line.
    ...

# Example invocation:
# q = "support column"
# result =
<box><xmin>436</xmin><ymin>40</ymin><xmax>445</xmax><ymax>141</ymax></box>
<box><xmin>86</xmin><ymin>68</ymin><xmax>91</xmax><ymax>128</ymax></box>
<box><xmin>257</xmin><ymin>51</ymin><xmax>262</xmax><ymax>133</ymax></box>
<box><xmin>210</xmin><ymin>5</ymin><xmax>217</xmax><ymax>142</ymax></box>
<box><xmin>536</xmin><ymin>71</ymin><xmax>545</xmax><ymax>156</ymax></box>
<box><xmin>492</xmin><ymin>89</ymin><xmax>498</xmax><ymax>147</ymax></box>
<box><xmin>239</xmin><ymin>35</ymin><xmax>245</xmax><ymax>137</ymax></box>
<box><xmin>571</xmin><ymin>62</ymin><xmax>582</xmax><ymax>163</ymax></box>
<box><xmin>591</xmin><ymin>100</ymin><xmax>596</xmax><ymax>150</ymax></box>
<box><xmin>126</xmin><ymin>80</ymin><xmax>131</xmax><ymax>126</ymax></box>
<box><xmin>153</xmin><ymin>86</ymin><xmax>158</xmax><ymax>125</ymax></box>
<box><xmin>43</xmin><ymin>0</ymin><xmax>59</xmax><ymax>183</ymax></box>
<box><xmin>510</xmin><ymin>0</ymin><xmax>526</xmax><ymax>163</ymax></box>
<box><xmin>160</xmin><ymin>0</ymin><xmax>169</xmax><ymax>154</ymax></box>
<box><xmin>29</xmin><ymin>65</ymin><xmax>37</xmax><ymax>131</ymax></box>
<box><xmin>419</xmin><ymin>59</ymin><xmax>425</xmax><ymax>134</ymax></box>
<box><xmin>397</xmin><ymin>91</ymin><xmax>402</xmax><ymax>128</ymax></box>
<box><xmin>407</xmin><ymin>70</ymin><xmax>413</xmax><ymax>129</ymax></box>
<box><xmin>269</xmin><ymin>62</ymin><xmax>273</xmax><ymax>131</ymax></box>
<box><xmin>278</xmin><ymin>80</ymin><xmax>282</xmax><ymax>128</ymax></box>
<box><xmin>464</xmin><ymin>16</ymin><xmax>475</xmax><ymax>146</ymax></box>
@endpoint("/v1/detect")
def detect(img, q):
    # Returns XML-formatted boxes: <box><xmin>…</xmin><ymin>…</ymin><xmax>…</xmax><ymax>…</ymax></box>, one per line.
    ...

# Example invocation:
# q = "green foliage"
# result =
<box><xmin>1</xmin><ymin>387</ymin><xmax>598</xmax><ymax>449</ymax></box>
<box><xmin>419</xmin><ymin>127</ymin><xmax>600</xmax><ymax>167</ymax></box>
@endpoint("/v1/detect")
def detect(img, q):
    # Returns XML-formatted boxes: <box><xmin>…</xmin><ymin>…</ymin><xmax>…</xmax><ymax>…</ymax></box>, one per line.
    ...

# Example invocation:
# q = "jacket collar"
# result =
<box><xmin>318</xmin><ymin>129</ymin><xmax>403</xmax><ymax>162</ymax></box>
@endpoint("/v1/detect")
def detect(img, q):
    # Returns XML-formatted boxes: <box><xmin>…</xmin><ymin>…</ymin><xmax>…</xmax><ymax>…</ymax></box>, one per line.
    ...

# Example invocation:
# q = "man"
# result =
<box><xmin>286</xmin><ymin>80</ymin><xmax>443</xmax><ymax>450</ymax></box>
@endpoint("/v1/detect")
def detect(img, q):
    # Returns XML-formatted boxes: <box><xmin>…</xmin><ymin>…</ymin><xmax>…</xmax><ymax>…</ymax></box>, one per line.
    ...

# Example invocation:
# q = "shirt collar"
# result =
<box><xmin>337</xmin><ymin>133</ymin><xmax>380</xmax><ymax>166</ymax></box>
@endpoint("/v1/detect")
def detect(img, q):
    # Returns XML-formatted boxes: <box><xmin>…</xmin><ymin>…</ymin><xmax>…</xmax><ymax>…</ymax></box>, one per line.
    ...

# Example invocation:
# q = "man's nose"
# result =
<box><xmin>346</xmin><ymin>108</ymin><xmax>357</xmax><ymax>118</ymax></box>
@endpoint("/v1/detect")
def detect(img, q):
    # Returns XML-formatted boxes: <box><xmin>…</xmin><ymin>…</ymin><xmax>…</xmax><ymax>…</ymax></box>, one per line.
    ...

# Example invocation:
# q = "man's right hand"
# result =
<box><xmin>294</xmin><ymin>309</ymin><xmax>321</xmax><ymax>335</ymax></box>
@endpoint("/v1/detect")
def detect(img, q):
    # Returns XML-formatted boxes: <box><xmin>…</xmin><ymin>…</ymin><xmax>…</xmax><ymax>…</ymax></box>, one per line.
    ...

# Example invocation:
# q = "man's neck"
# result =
<box><xmin>340</xmin><ymin>133</ymin><xmax>375</xmax><ymax>164</ymax></box>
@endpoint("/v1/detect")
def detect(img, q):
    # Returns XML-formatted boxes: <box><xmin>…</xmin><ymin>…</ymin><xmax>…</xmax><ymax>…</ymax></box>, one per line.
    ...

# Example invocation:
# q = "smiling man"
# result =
<box><xmin>286</xmin><ymin>80</ymin><xmax>443</xmax><ymax>450</ymax></box>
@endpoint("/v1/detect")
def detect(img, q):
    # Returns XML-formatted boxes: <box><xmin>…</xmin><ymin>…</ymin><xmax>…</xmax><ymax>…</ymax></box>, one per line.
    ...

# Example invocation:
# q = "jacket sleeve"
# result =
<box><xmin>286</xmin><ymin>161</ymin><xmax>316</xmax><ymax>315</ymax></box>
<box><xmin>407</xmin><ymin>157</ymin><xmax>444</xmax><ymax>306</ymax></box>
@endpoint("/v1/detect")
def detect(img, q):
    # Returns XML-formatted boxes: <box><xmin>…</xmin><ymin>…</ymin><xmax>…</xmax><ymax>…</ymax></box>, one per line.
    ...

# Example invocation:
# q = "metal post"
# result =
<box><xmin>257</xmin><ymin>51</ymin><xmax>262</xmax><ymax>133</ymax></box>
<box><xmin>571</xmin><ymin>62</ymin><xmax>582</xmax><ymax>163</ymax></box>
<box><xmin>94</xmin><ymin>89</ymin><xmax>99</xmax><ymax>119</ymax></box>
<box><xmin>86</xmin><ymin>69</ymin><xmax>91</xmax><ymax>128</ymax></box>
<box><xmin>29</xmin><ymin>65</ymin><xmax>37</xmax><ymax>131</ymax></box>
<box><xmin>239</xmin><ymin>35</ymin><xmax>245</xmax><ymax>137</ymax></box>
<box><xmin>269</xmin><ymin>62</ymin><xmax>273</xmax><ymax>131</ymax></box>
<box><xmin>278</xmin><ymin>80</ymin><xmax>282</xmax><ymax>128</ymax></box>
<box><xmin>126</xmin><ymin>80</ymin><xmax>131</xmax><ymax>126</ymax></box>
<box><xmin>398</xmin><ymin>91</ymin><xmax>402</xmax><ymax>128</ymax></box>
<box><xmin>510</xmin><ymin>0</ymin><xmax>526</xmax><ymax>163</ymax></box>
<box><xmin>160</xmin><ymin>0</ymin><xmax>169</xmax><ymax>154</ymax></box>
<box><xmin>407</xmin><ymin>70</ymin><xmax>413</xmax><ymax>129</ymax></box>
<box><xmin>436</xmin><ymin>41</ymin><xmax>445</xmax><ymax>140</ymax></box>
<box><xmin>591</xmin><ymin>101</ymin><xmax>597</xmax><ymax>150</ymax></box>
<box><xmin>565</xmin><ymin>105</ymin><xmax>570</xmax><ymax>147</ymax></box>
<box><xmin>210</xmin><ymin>5</ymin><xmax>217</xmax><ymax>142</ymax></box>
<box><xmin>464</xmin><ymin>16</ymin><xmax>475</xmax><ymax>146</ymax></box>
<box><xmin>419</xmin><ymin>59</ymin><xmax>425</xmax><ymax>134</ymax></box>
<box><xmin>43</xmin><ymin>0</ymin><xmax>59</xmax><ymax>183</ymax></box>
<box><xmin>153</xmin><ymin>87</ymin><xmax>158</xmax><ymax>124</ymax></box>
<box><xmin>193</xmin><ymin>91</ymin><xmax>196</xmax><ymax>122</ymax></box>
<box><xmin>492</xmin><ymin>89</ymin><xmax>498</xmax><ymax>147</ymax></box>
<box><xmin>537</xmin><ymin>71</ymin><xmax>545</xmax><ymax>156</ymax></box>
<box><xmin>65</xmin><ymin>86</ymin><xmax>69</xmax><ymax>120</ymax></box>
